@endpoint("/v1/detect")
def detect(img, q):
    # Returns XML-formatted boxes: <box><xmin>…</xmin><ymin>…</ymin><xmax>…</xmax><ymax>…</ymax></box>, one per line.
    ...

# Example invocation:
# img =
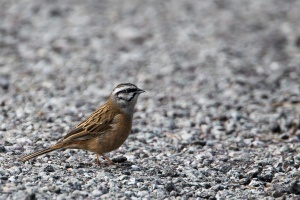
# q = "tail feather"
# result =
<box><xmin>19</xmin><ymin>145</ymin><xmax>61</xmax><ymax>162</ymax></box>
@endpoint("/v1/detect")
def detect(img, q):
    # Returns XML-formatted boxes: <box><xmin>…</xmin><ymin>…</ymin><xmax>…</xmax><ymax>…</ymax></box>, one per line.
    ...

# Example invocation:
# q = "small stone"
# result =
<box><xmin>257</xmin><ymin>166</ymin><xmax>274</xmax><ymax>182</ymax></box>
<box><xmin>0</xmin><ymin>176</ymin><xmax>8</xmax><ymax>180</ymax></box>
<box><xmin>131</xmin><ymin>165</ymin><xmax>140</xmax><ymax>170</ymax></box>
<box><xmin>196</xmin><ymin>189</ymin><xmax>211</xmax><ymax>198</ymax></box>
<box><xmin>0</xmin><ymin>146</ymin><xmax>6</xmax><ymax>153</ymax></box>
<box><xmin>272</xmin><ymin>190</ymin><xmax>283</xmax><ymax>198</ymax></box>
<box><xmin>290</xmin><ymin>180</ymin><xmax>300</xmax><ymax>195</ymax></box>
<box><xmin>271</xmin><ymin>122</ymin><xmax>281</xmax><ymax>133</ymax></box>
<box><xmin>165</xmin><ymin>182</ymin><xmax>175</xmax><ymax>192</ymax></box>
<box><xmin>219</xmin><ymin>115</ymin><xmax>228</xmax><ymax>121</ymax></box>
<box><xmin>78</xmin><ymin>191</ymin><xmax>88</xmax><ymax>197</ymax></box>
<box><xmin>124</xmin><ymin>191</ymin><xmax>133</xmax><ymax>197</ymax></box>
<box><xmin>48</xmin><ymin>185</ymin><xmax>61</xmax><ymax>194</ymax></box>
<box><xmin>8</xmin><ymin>176</ymin><xmax>16</xmax><ymax>182</ymax></box>
<box><xmin>114</xmin><ymin>27</ymin><xmax>149</xmax><ymax>45</ymax></box>
<box><xmin>294</xmin><ymin>155</ymin><xmax>300</xmax><ymax>166</ymax></box>
<box><xmin>2</xmin><ymin>186</ymin><xmax>11</xmax><ymax>193</ymax></box>
<box><xmin>211</xmin><ymin>184</ymin><xmax>225</xmax><ymax>191</ymax></box>
<box><xmin>296</xmin><ymin>36</ymin><xmax>300</xmax><ymax>47</ymax></box>
<box><xmin>140</xmin><ymin>186</ymin><xmax>148</xmax><ymax>191</ymax></box>
<box><xmin>128</xmin><ymin>178</ymin><xmax>136</xmax><ymax>185</ymax></box>
<box><xmin>249</xmin><ymin>179</ymin><xmax>263</xmax><ymax>187</ymax></box>
<box><xmin>251</xmin><ymin>140</ymin><xmax>266</xmax><ymax>147</ymax></box>
<box><xmin>170</xmin><ymin>190</ymin><xmax>178</xmax><ymax>196</ymax></box>
<box><xmin>49</xmin><ymin>8</ymin><xmax>63</xmax><ymax>17</ymax></box>
<box><xmin>122</xmin><ymin>171</ymin><xmax>131</xmax><ymax>175</ymax></box>
<box><xmin>231</xmin><ymin>112</ymin><xmax>242</xmax><ymax>122</ymax></box>
<box><xmin>75</xmin><ymin>163</ymin><xmax>86</xmax><ymax>169</ymax></box>
<box><xmin>118</xmin><ymin>175</ymin><xmax>128</xmax><ymax>181</ymax></box>
<box><xmin>169</xmin><ymin>119</ymin><xmax>177</xmax><ymax>130</ymax></box>
<box><xmin>136</xmin><ymin>190</ymin><xmax>149</xmax><ymax>197</ymax></box>
<box><xmin>56</xmin><ymin>194</ymin><xmax>67</xmax><ymax>200</ymax></box>
<box><xmin>285</xmin><ymin>119</ymin><xmax>296</xmax><ymax>129</ymax></box>
<box><xmin>43</xmin><ymin>165</ymin><xmax>55</xmax><ymax>173</ymax></box>
<box><xmin>239</xmin><ymin>178</ymin><xmax>250</xmax><ymax>185</ymax></box>
<box><xmin>154</xmin><ymin>189</ymin><xmax>166</xmax><ymax>198</ymax></box>
<box><xmin>191</xmin><ymin>140</ymin><xmax>206</xmax><ymax>146</ymax></box>
<box><xmin>226</xmin><ymin>129</ymin><xmax>235</xmax><ymax>135</ymax></box>
<box><xmin>17</xmin><ymin>185</ymin><xmax>26</xmax><ymax>190</ymax></box>
<box><xmin>4</xmin><ymin>141</ymin><xmax>12</xmax><ymax>146</ymax></box>
<box><xmin>0</xmin><ymin>74</ymin><xmax>9</xmax><ymax>90</ymax></box>
<box><xmin>200</xmin><ymin>182</ymin><xmax>211</xmax><ymax>189</ymax></box>
<box><xmin>275</xmin><ymin>161</ymin><xmax>284</xmax><ymax>172</ymax></box>
<box><xmin>279</xmin><ymin>133</ymin><xmax>289</xmax><ymax>140</ymax></box>
<box><xmin>247</xmin><ymin>167</ymin><xmax>262</xmax><ymax>179</ymax></box>
<box><xmin>0</xmin><ymin>123</ymin><xmax>6</xmax><ymax>131</ymax></box>
<box><xmin>92</xmin><ymin>190</ymin><xmax>102</xmax><ymax>197</ymax></box>
<box><xmin>112</xmin><ymin>156</ymin><xmax>127</xmax><ymax>163</ymax></box>
<box><xmin>25</xmin><ymin>193</ymin><xmax>36</xmax><ymax>200</ymax></box>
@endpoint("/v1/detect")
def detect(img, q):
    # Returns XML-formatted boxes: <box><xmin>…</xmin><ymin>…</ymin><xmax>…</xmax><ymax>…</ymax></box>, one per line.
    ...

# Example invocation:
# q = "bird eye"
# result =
<box><xmin>121</xmin><ymin>88</ymin><xmax>136</xmax><ymax>94</ymax></box>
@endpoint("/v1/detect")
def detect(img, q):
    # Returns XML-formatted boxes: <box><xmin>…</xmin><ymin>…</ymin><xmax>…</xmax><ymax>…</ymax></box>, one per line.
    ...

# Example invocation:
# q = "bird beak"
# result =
<box><xmin>136</xmin><ymin>88</ymin><xmax>145</xmax><ymax>94</ymax></box>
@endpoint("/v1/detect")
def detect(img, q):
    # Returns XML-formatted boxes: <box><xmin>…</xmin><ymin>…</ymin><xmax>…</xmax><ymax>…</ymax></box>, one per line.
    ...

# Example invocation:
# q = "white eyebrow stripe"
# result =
<box><xmin>112</xmin><ymin>86</ymin><xmax>136</xmax><ymax>94</ymax></box>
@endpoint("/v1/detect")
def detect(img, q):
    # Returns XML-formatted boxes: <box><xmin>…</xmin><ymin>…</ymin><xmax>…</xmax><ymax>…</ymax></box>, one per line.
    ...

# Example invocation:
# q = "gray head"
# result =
<box><xmin>111</xmin><ymin>83</ymin><xmax>145</xmax><ymax>114</ymax></box>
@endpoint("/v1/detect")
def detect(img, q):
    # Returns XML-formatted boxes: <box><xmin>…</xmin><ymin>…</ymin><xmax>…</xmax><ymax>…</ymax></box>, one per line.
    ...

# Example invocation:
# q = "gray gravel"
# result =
<box><xmin>1</xmin><ymin>0</ymin><xmax>300</xmax><ymax>199</ymax></box>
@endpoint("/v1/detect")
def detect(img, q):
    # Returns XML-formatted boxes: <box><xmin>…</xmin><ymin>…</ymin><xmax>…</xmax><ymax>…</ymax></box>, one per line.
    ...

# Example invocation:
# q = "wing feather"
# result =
<box><xmin>61</xmin><ymin>102</ymin><xmax>119</xmax><ymax>142</ymax></box>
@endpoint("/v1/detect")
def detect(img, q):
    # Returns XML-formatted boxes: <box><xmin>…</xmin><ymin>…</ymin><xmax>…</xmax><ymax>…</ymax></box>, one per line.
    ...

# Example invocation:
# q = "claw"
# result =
<box><xmin>100</xmin><ymin>153</ymin><xmax>115</xmax><ymax>165</ymax></box>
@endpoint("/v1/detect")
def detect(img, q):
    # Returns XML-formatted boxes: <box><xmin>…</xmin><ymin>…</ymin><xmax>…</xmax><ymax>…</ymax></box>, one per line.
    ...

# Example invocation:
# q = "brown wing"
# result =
<box><xmin>61</xmin><ymin>102</ymin><xmax>119</xmax><ymax>142</ymax></box>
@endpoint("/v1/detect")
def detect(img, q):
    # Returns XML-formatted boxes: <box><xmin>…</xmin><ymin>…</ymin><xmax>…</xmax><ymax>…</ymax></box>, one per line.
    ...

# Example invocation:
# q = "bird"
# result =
<box><xmin>19</xmin><ymin>83</ymin><xmax>145</xmax><ymax>165</ymax></box>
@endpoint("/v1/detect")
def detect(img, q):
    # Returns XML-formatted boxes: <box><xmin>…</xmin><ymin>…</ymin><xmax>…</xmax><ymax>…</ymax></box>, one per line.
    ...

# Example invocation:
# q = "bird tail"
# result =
<box><xmin>19</xmin><ymin>144</ymin><xmax>62</xmax><ymax>162</ymax></box>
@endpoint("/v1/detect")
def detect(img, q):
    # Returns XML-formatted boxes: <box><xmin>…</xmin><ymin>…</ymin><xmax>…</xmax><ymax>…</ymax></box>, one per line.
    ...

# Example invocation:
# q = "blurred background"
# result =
<box><xmin>1</xmin><ymin>0</ymin><xmax>299</xmax><ymax>133</ymax></box>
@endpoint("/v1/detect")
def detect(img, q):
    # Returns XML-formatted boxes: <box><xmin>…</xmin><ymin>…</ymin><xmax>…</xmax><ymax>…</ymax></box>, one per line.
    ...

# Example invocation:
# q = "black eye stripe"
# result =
<box><xmin>127</xmin><ymin>88</ymin><xmax>137</xmax><ymax>93</ymax></box>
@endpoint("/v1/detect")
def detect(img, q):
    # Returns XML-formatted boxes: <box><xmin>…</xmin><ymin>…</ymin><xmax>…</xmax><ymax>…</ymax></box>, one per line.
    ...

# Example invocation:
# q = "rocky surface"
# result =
<box><xmin>0</xmin><ymin>0</ymin><xmax>299</xmax><ymax>199</ymax></box>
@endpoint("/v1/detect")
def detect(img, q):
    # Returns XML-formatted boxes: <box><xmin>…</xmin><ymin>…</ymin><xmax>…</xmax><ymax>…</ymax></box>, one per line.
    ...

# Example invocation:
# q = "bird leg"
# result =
<box><xmin>100</xmin><ymin>153</ymin><xmax>114</xmax><ymax>165</ymax></box>
<box><xmin>96</xmin><ymin>154</ymin><xmax>101</xmax><ymax>166</ymax></box>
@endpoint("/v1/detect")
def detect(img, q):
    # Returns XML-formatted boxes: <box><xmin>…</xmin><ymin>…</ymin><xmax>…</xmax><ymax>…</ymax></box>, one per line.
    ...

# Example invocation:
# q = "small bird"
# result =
<box><xmin>19</xmin><ymin>83</ymin><xmax>145</xmax><ymax>165</ymax></box>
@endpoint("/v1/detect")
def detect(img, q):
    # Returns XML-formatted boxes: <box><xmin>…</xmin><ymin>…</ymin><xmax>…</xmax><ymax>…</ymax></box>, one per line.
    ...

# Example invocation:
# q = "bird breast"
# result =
<box><xmin>97</xmin><ymin>113</ymin><xmax>132</xmax><ymax>153</ymax></box>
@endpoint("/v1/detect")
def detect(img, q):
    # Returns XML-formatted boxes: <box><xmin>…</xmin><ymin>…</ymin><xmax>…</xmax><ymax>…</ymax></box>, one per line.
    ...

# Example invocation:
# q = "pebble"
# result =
<box><xmin>48</xmin><ymin>185</ymin><xmax>61</xmax><ymax>194</ymax></box>
<box><xmin>0</xmin><ymin>176</ymin><xmax>8</xmax><ymax>180</ymax></box>
<box><xmin>272</xmin><ymin>190</ymin><xmax>283</xmax><ymax>198</ymax></box>
<box><xmin>43</xmin><ymin>165</ymin><xmax>55</xmax><ymax>173</ymax></box>
<box><xmin>25</xmin><ymin>193</ymin><xmax>36</xmax><ymax>200</ymax></box>
<box><xmin>279</xmin><ymin>133</ymin><xmax>289</xmax><ymax>140</ymax></box>
<box><xmin>92</xmin><ymin>190</ymin><xmax>102</xmax><ymax>197</ymax></box>
<box><xmin>290</xmin><ymin>180</ymin><xmax>300</xmax><ymax>195</ymax></box>
<box><xmin>112</xmin><ymin>156</ymin><xmax>127</xmax><ymax>163</ymax></box>
<box><xmin>247</xmin><ymin>167</ymin><xmax>262</xmax><ymax>179</ymax></box>
<box><xmin>124</xmin><ymin>191</ymin><xmax>133</xmax><ymax>197</ymax></box>
<box><xmin>8</xmin><ymin>176</ymin><xmax>16</xmax><ymax>182</ymax></box>
<box><xmin>0</xmin><ymin>74</ymin><xmax>9</xmax><ymax>90</ymax></box>
<box><xmin>165</xmin><ymin>182</ymin><xmax>176</xmax><ymax>192</ymax></box>
<box><xmin>270</xmin><ymin>122</ymin><xmax>282</xmax><ymax>133</ymax></box>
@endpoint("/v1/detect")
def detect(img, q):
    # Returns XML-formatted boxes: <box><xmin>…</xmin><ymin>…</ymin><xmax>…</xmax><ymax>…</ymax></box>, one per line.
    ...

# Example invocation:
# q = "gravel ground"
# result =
<box><xmin>0</xmin><ymin>0</ymin><xmax>300</xmax><ymax>199</ymax></box>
